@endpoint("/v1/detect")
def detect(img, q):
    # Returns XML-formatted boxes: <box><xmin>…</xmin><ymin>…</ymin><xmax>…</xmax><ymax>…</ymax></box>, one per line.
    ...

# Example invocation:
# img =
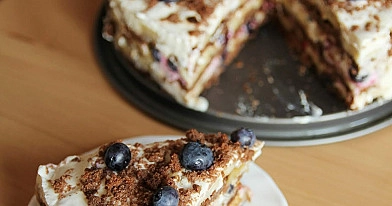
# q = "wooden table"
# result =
<box><xmin>1</xmin><ymin>1</ymin><xmax>391</xmax><ymax>205</ymax></box>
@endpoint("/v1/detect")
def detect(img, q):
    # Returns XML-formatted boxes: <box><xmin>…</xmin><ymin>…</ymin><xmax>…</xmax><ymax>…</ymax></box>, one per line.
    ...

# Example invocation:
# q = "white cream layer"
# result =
<box><xmin>37</xmin><ymin>139</ymin><xmax>263</xmax><ymax>206</ymax></box>
<box><xmin>109</xmin><ymin>0</ymin><xmax>247</xmax><ymax>76</ymax></box>
<box><xmin>279</xmin><ymin>0</ymin><xmax>392</xmax><ymax>109</ymax></box>
<box><xmin>304</xmin><ymin>0</ymin><xmax>392</xmax><ymax>80</ymax></box>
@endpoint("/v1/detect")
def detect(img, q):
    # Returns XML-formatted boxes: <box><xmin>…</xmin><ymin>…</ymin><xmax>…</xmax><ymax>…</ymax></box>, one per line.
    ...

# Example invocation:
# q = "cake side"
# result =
<box><xmin>277</xmin><ymin>0</ymin><xmax>392</xmax><ymax>109</ymax></box>
<box><xmin>104</xmin><ymin>0</ymin><xmax>272</xmax><ymax>111</ymax></box>
<box><xmin>35</xmin><ymin>129</ymin><xmax>264</xmax><ymax>206</ymax></box>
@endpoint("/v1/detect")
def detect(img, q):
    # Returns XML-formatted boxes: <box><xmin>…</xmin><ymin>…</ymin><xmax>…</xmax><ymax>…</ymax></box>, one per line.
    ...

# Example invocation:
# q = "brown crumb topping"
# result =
<box><xmin>50</xmin><ymin>129</ymin><xmax>260</xmax><ymax>205</ymax></box>
<box><xmin>326</xmin><ymin>0</ymin><xmax>392</xmax><ymax>11</ymax></box>
<box><xmin>49</xmin><ymin>169</ymin><xmax>74</xmax><ymax>200</ymax></box>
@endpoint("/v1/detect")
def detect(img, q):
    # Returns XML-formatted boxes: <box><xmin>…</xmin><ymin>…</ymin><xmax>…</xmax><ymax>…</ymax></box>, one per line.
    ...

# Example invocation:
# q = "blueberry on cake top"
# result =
<box><xmin>35</xmin><ymin>129</ymin><xmax>264</xmax><ymax>206</ymax></box>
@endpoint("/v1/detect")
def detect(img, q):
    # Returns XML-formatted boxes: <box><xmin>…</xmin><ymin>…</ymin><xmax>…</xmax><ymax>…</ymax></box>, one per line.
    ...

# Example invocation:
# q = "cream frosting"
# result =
<box><xmin>109</xmin><ymin>0</ymin><xmax>250</xmax><ymax>81</ymax></box>
<box><xmin>107</xmin><ymin>0</ymin><xmax>267</xmax><ymax>111</ymax></box>
<box><xmin>278</xmin><ymin>0</ymin><xmax>392</xmax><ymax>109</ymax></box>
<box><xmin>36</xmin><ymin>136</ymin><xmax>264</xmax><ymax>206</ymax></box>
<box><xmin>311</xmin><ymin>0</ymin><xmax>392</xmax><ymax>78</ymax></box>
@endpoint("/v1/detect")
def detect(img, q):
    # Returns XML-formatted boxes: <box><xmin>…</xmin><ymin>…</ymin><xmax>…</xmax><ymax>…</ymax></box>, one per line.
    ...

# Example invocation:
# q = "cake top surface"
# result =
<box><xmin>309</xmin><ymin>0</ymin><xmax>392</xmax><ymax>58</ymax></box>
<box><xmin>111</xmin><ymin>0</ymin><xmax>391</xmax><ymax>70</ymax></box>
<box><xmin>110</xmin><ymin>0</ymin><xmax>244</xmax><ymax>41</ymax></box>
<box><xmin>108</xmin><ymin>0</ymin><xmax>264</xmax><ymax>71</ymax></box>
<box><xmin>112</xmin><ymin>0</ymin><xmax>230</xmax><ymax>27</ymax></box>
<box><xmin>323</xmin><ymin>0</ymin><xmax>392</xmax><ymax>36</ymax></box>
<box><xmin>36</xmin><ymin>129</ymin><xmax>264</xmax><ymax>206</ymax></box>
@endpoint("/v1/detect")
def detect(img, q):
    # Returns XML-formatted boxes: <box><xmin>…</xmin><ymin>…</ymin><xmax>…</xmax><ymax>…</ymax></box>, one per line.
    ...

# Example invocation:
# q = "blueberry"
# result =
<box><xmin>230</xmin><ymin>128</ymin><xmax>256</xmax><ymax>147</ymax></box>
<box><xmin>217</xmin><ymin>34</ymin><xmax>227</xmax><ymax>45</ymax></box>
<box><xmin>153</xmin><ymin>186</ymin><xmax>179</xmax><ymax>206</ymax></box>
<box><xmin>180</xmin><ymin>142</ymin><xmax>214</xmax><ymax>171</ymax></box>
<box><xmin>104</xmin><ymin>142</ymin><xmax>131</xmax><ymax>171</ymax></box>
<box><xmin>167</xmin><ymin>59</ymin><xmax>178</xmax><ymax>72</ymax></box>
<box><xmin>349</xmin><ymin>67</ymin><xmax>368</xmax><ymax>82</ymax></box>
<box><xmin>227</xmin><ymin>184</ymin><xmax>235</xmax><ymax>194</ymax></box>
<box><xmin>151</xmin><ymin>47</ymin><xmax>161</xmax><ymax>62</ymax></box>
<box><xmin>246</xmin><ymin>21</ymin><xmax>257</xmax><ymax>34</ymax></box>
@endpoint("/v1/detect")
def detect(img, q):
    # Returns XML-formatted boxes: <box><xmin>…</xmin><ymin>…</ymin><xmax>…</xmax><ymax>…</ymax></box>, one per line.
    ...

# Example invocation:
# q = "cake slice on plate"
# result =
<box><xmin>35</xmin><ymin>128</ymin><xmax>264</xmax><ymax>205</ymax></box>
<box><xmin>103</xmin><ymin>0</ymin><xmax>272</xmax><ymax>111</ymax></box>
<box><xmin>276</xmin><ymin>0</ymin><xmax>392</xmax><ymax>110</ymax></box>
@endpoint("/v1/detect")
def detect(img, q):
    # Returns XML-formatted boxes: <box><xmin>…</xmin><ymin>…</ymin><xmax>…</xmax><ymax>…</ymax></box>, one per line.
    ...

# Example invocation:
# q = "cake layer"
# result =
<box><xmin>35</xmin><ymin>129</ymin><xmax>264</xmax><ymax>206</ymax></box>
<box><xmin>206</xmin><ymin>182</ymin><xmax>251</xmax><ymax>205</ymax></box>
<box><xmin>277</xmin><ymin>0</ymin><xmax>392</xmax><ymax>109</ymax></box>
<box><xmin>227</xmin><ymin>184</ymin><xmax>252</xmax><ymax>206</ymax></box>
<box><xmin>104</xmin><ymin>0</ymin><xmax>270</xmax><ymax>111</ymax></box>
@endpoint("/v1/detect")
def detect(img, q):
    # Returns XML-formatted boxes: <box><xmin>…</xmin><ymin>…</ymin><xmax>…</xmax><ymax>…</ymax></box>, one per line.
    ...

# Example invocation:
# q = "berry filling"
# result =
<box><xmin>150</xmin><ymin>47</ymin><xmax>185</xmax><ymax>85</ymax></box>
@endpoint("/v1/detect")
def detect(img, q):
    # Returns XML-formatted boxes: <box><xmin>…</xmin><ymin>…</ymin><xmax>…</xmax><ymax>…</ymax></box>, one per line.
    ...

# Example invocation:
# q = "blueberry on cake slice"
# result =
<box><xmin>35</xmin><ymin>129</ymin><xmax>264</xmax><ymax>205</ymax></box>
<box><xmin>103</xmin><ymin>0</ymin><xmax>272</xmax><ymax>111</ymax></box>
<box><xmin>276</xmin><ymin>0</ymin><xmax>392</xmax><ymax>110</ymax></box>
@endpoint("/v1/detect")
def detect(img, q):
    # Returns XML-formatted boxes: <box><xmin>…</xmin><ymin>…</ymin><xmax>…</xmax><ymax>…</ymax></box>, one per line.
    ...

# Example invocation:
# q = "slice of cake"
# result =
<box><xmin>103</xmin><ymin>0</ymin><xmax>272</xmax><ymax>111</ymax></box>
<box><xmin>275</xmin><ymin>0</ymin><xmax>392</xmax><ymax>110</ymax></box>
<box><xmin>35</xmin><ymin>128</ymin><xmax>264</xmax><ymax>205</ymax></box>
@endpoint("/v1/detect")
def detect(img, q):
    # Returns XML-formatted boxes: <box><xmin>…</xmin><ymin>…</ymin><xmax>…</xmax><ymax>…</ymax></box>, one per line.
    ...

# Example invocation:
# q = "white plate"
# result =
<box><xmin>29</xmin><ymin>136</ymin><xmax>288</xmax><ymax>206</ymax></box>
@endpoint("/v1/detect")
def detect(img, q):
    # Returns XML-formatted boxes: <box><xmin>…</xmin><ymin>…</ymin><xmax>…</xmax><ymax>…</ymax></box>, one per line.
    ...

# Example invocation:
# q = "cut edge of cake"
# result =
<box><xmin>276</xmin><ymin>0</ymin><xmax>392</xmax><ymax>110</ymax></box>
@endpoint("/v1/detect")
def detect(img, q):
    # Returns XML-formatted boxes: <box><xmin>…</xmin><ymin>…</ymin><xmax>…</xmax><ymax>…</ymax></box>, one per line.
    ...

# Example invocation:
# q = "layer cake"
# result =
<box><xmin>103</xmin><ymin>0</ymin><xmax>392</xmax><ymax>112</ymax></box>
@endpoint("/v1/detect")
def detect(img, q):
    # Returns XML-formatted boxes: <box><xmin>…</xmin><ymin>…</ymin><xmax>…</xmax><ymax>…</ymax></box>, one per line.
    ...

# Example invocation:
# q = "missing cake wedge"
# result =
<box><xmin>103</xmin><ymin>0</ymin><xmax>272</xmax><ymax>111</ymax></box>
<box><xmin>35</xmin><ymin>128</ymin><xmax>264</xmax><ymax>205</ymax></box>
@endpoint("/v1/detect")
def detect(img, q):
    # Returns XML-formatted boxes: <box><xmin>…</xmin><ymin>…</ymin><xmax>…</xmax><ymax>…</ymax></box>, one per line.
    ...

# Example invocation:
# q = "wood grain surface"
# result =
<box><xmin>0</xmin><ymin>1</ymin><xmax>391</xmax><ymax>205</ymax></box>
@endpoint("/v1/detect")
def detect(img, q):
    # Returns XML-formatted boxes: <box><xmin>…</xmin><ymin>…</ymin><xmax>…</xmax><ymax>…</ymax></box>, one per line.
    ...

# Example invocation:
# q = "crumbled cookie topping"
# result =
<box><xmin>47</xmin><ymin>129</ymin><xmax>257</xmax><ymax>205</ymax></box>
<box><xmin>49</xmin><ymin>169</ymin><xmax>74</xmax><ymax>200</ymax></box>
